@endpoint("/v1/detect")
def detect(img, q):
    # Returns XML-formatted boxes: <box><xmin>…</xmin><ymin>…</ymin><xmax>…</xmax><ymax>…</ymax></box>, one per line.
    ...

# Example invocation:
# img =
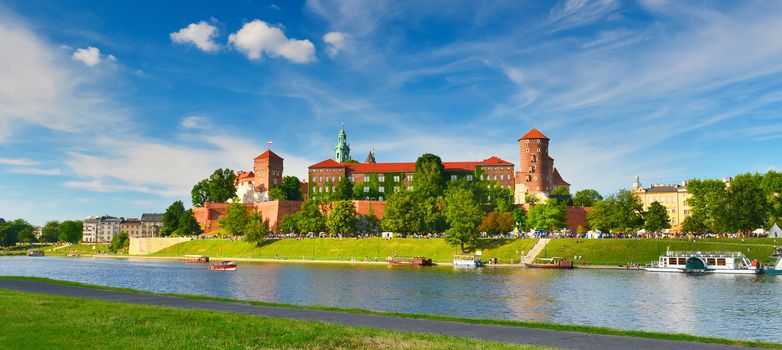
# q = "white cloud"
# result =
<box><xmin>9</xmin><ymin>167</ymin><xmax>62</xmax><ymax>176</ymax></box>
<box><xmin>323</xmin><ymin>31</ymin><xmax>348</xmax><ymax>58</ymax></box>
<box><xmin>181</xmin><ymin>115</ymin><xmax>208</xmax><ymax>129</ymax></box>
<box><xmin>170</xmin><ymin>21</ymin><xmax>220</xmax><ymax>52</ymax></box>
<box><xmin>228</xmin><ymin>20</ymin><xmax>316</xmax><ymax>64</ymax></box>
<box><xmin>72</xmin><ymin>46</ymin><xmax>102</xmax><ymax>66</ymax></box>
<box><xmin>0</xmin><ymin>158</ymin><xmax>37</xmax><ymax>166</ymax></box>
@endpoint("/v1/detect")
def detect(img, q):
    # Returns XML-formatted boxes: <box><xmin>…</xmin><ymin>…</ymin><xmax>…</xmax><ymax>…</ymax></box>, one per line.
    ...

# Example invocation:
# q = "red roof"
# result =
<box><xmin>552</xmin><ymin>167</ymin><xmax>570</xmax><ymax>186</ymax></box>
<box><xmin>308</xmin><ymin>157</ymin><xmax>513</xmax><ymax>173</ymax></box>
<box><xmin>519</xmin><ymin>128</ymin><xmax>549</xmax><ymax>140</ymax></box>
<box><xmin>237</xmin><ymin>171</ymin><xmax>254</xmax><ymax>180</ymax></box>
<box><xmin>255</xmin><ymin>149</ymin><xmax>283</xmax><ymax>161</ymax></box>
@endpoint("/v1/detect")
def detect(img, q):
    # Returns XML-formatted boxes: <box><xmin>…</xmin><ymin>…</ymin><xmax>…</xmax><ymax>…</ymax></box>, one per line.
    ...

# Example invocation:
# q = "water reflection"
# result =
<box><xmin>1</xmin><ymin>256</ymin><xmax>780</xmax><ymax>343</ymax></box>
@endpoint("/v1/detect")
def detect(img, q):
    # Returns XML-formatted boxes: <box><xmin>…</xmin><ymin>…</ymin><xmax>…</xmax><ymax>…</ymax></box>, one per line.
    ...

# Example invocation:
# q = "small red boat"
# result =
<box><xmin>525</xmin><ymin>257</ymin><xmax>573</xmax><ymax>269</ymax></box>
<box><xmin>209</xmin><ymin>261</ymin><xmax>237</xmax><ymax>271</ymax></box>
<box><xmin>387</xmin><ymin>256</ymin><xmax>434</xmax><ymax>267</ymax></box>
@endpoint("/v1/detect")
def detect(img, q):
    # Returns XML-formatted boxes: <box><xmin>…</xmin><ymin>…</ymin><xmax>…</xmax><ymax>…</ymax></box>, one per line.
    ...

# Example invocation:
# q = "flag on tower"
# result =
<box><xmin>267</xmin><ymin>141</ymin><xmax>272</xmax><ymax>149</ymax></box>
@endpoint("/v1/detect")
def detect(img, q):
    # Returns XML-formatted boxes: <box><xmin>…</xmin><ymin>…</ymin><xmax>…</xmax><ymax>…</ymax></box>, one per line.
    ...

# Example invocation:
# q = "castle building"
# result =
<box><xmin>308</xmin><ymin>126</ymin><xmax>515</xmax><ymax>201</ymax></box>
<box><xmin>632</xmin><ymin>176</ymin><xmax>693</xmax><ymax>232</ymax></box>
<box><xmin>513</xmin><ymin>128</ymin><xmax>570</xmax><ymax>204</ymax></box>
<box><xmin>235</xmin><ymin>149</ymin><xmax>284</xmax><ymax>203</ymax></box>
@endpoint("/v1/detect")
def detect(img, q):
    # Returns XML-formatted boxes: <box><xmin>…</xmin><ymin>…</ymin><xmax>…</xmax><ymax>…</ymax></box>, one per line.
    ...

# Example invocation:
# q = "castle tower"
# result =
<box><xmin>517</xmin><ymin>128</ymin><xmax>552</xmax><ymax>193</ymax></box>
<box><xmin>364</xmin><ymin>147</ymin><xmax>376</xmax><ymax>163</ymax></box>
<box><xmin>334</xmin><ymin>124</ymin><xmax>351</xmax><ymax>163</ymax></box>
<box><xmin>253</xmin><ymin>149</ymin><xmax>284</xmax><ymax>197</ymax></box>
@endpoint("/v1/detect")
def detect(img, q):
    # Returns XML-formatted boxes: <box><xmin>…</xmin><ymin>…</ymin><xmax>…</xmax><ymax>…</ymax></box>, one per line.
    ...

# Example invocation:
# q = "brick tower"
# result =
<box><xmin>253</xmin><ymin>149</ymin><xmax>284</xmax><ymax>195</ymax></box>
<box><xmin>515</xmin><ymin>128</ymin><xmax>553</xmax><ymax>202</ymax></box>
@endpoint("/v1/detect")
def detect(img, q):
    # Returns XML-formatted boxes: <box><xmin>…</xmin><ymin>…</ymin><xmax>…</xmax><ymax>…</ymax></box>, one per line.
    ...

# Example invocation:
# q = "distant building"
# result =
<box><xmin>83</xmin><ymin>216</ymin><xmax>122</xmax><ymax>243</ymax></box>
<box><xmin>633</xmin><ymin>177</ymin><xmax>699</xmax><ymax>232</ymax></box>
<box><xmin>514</xmin><ymin>128</ymin><xmax>570</xmax><ymax>204</ymax></box>
<box><xmin>120</xmin><ymin>218</ymin><xmax>142</xmax><ymax>238</ymax></box>
<box><xmin>140</xmin><ymin>213</ymin><xmax>164</xmax><ymax>237</ymax></box>
<box><xmin>235</xmin><ymin>149</ymin><xmax>285</xmax><ymax>203</ymax></box>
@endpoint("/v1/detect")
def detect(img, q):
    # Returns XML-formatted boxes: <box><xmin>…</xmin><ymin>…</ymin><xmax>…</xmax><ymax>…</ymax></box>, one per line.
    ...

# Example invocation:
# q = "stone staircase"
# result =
<box><xmin>521</xmin><ymin>238</ymin><xmax>550</xmax><ymax>264</ymax></box>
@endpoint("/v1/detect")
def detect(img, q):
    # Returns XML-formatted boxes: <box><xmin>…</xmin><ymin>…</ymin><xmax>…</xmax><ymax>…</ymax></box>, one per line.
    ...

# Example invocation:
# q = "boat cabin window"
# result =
<box><xmin>716</xmin><ymin>258</ymin><xmax>726</xmax><ymax>266</ymax></box>
<box><xmin>707</xmin><ymin>258</ymin><xmax>716</xmax><ymax>265</ymax></box>
<box><xmin>677</xmin><ymin>257</ymin><xmax>686</xmax><ymax>265</ymax></box>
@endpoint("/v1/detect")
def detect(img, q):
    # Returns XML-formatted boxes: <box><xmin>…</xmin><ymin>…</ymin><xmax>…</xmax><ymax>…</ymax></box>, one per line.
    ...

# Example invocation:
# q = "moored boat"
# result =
<box><xmin>209</xmin><ymin>261</ymin><xmax>237</xmax><ymax>271</ymax></box>
<box><xmin>387</xmin><ymin>256</ymin><xmax>433</xmax><ymax>266</ymax></box>
<box><xmin>453</xmin><ymin>254</ymin><xmax>483</xmax><ymax>268</ymax></box>
<box><xmin>762</xmin><ymin>247</ymin><xmax>782</xmax><ymax>275</ymax></box>
<box><xmin>182</xmin><ymin>255</ymin><xmax>209</xmax><ymax>263</ymax></box>
<box><xmin>525</xmin><ymin>257</ymin><xmax>573</xmax><ymax>269</ymax></box>
<box><xmin>645</xmin><ymin>250</ymin><xmax>759</xmax><ymax>275</ymax></box>
<box><xmin>26</xmin><ymin>250</ymin><xmax>44</xmax><ymax>257</ymax></box>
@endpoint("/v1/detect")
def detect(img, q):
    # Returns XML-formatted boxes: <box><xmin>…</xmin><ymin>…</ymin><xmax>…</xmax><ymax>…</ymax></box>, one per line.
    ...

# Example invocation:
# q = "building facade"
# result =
<box><xmin>235</xmin><ymin>149</ymin><xmax>285</xmax><ymax>203</ymax></box>
<box><xmin>632</xmin><ymin>177</ymin><xmax>693</xmax><ymax>232</ymax></box>
<box><xmin>308</xmin><ymin>126</ymin><xmax>515</xmax><ymax>201</ymax></box>
<box><xmin>140</xmin><ymin>213</ymin><xmax>164</xmax><ymax>237</ymax></box>
<box><xmin>120</xmin><ymin>219</ymin><xmax>142</xmax><ymax>238</ymax></box>
<box><xmin>82</xmin><ymin>216</ymin><xmax>122</xmax><ymax>243</ymax></box>
<box><xmin>514</xmin><ymin>128</ymin><xmax>570</xmax><ymax>204</ymax></box>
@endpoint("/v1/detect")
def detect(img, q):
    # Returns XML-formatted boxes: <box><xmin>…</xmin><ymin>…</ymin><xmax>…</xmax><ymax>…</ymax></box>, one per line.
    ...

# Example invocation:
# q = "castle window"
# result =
<box><xmin>338</xmin><ymin>176</ymin><xmax>342</xmax><ymax>181</ymax></box>
<box><xmin>393</xmin><ymin>175</ymin><xmax>400</xmax><ymax>182</ymax></box>
<box><xmin>349</xmin><ymin>176</ymin><xmax>355</xmax><ymax>182</ymax></box>
<box><xmin>451</xmin><ymin>175</ymin><xmax>457</xmax><ymax>181</ymax></box>
<box><xmin>531</xmin><ymin>155</ymin><xmax>537</xmax><ymax>162</ymax></box>
<box><xmin>480</xmin><ymin>174</ymin><xmax>484</xmax><ymax>180</ymax></box>
<box><xmin>379</xmin><ymin>175</ymin><xmax>384</xmax><ymax>182</ymax></box>
<box><xmin>318</xmin><ymin>176</ymin><xmax>322</xmax><ymax>182</ymax></box>
<box><xmin>493</xmin><ymin>175</ymin><xmax>498</xmax><ymax>180</ymax></box>
<box><xmin>406</xmin><ymin>186</ymin><xmax>413</xmax><ymax>191</ymax></box>
<box><xmin>325</xmin><ymin>187</ymin><xmax>329</xmax><ymax>192</ymax></box>
<box><xmin>467</xmin><ymin>175</ymin><xmax>473</xmax><ymax>181</ymax></box>
<box><xmin>537</xmin><ymin>148</ymin><xmax>541</xmax><ymax>152</ymax></box>
<box><xmin>537</xmin><ymin>139</ymin><xmax>541</xmax><ymax>144</ymax></box>
<box><xmin>379</xmin><ymin>196</ymin><xmax>384</xmax><ymax>201</ymax></box>
<box><xmin>318</xmin><ymin>187</ymin><xmax>322</xmax><ymax>193</ymax></box>
<box><xmin>363</xmin><ymin>186</ymin><xmax>369</xmax><ymax>193</ymax></box>
<box><xmin>525</xmin><ymin>175</ymin><xmax>531</xmax><ymax>182</ymax></box>
<box><xmin>363</xmin><ymin>175</ymin><xmax>369</xmax><ymax>182</ymax></box>
<box><xmin>525</xmin><ymin>139</ymin><xmax>529</xmax><ymax>144</ymax></box>
<box><xmin>379</xmin><ymin>187</ymin><xmax>385</xmax><ymax>193</ymax></box>
<box><xmin>534</xmin><ymin>176</ymin><xmax>537</xmax><ymax>180</ymax></box>
<box><xmin>406</xmin><ymin>175</ymin><xmax>413</xmax><ymax>181</ymax></box>
<box><xmin>331</xmin><ymin>176</ymin><xmax>336</xmax><ymax>182</ymax></box>
<box><xmin>525</xmin><ymin>148</ymin><xmax>529</xmax><ymax>153</ymax></box>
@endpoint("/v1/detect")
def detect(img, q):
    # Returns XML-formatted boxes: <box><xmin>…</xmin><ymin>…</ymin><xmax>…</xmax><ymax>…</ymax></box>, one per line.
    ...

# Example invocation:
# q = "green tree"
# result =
<box><xmin>512</xmin><ymin>208</ymin><xmax>527</xmax><ymax>230</ymax></box>
<box><xmin>326</xmin><ymin>200</ymin><xmax>357</xmax><ymax>235</ymax></box>
<box><xmin>58</xmin><ymin>220</ymin><xmax>83</xmax><ymax>243</ymax></box>
<box><xmin>551</xmin><ymin>186</ymin><xmax>570</xmax><ymax>196</ymax></box>
<box><xmin>40</xmin><ymin>221</ymin><xmax>60</xmax><ymax>243</ymax></box>
<box><xmin>219</xmin><ymin>203</ymin><xmax>250</xmax><ymax>236</ymax></box>
<box><xmin>479</xmin><ymin>212</ymin><xmax>515</xmax><ymax>235</ymax></box>
<box><xmin>486</xmin><ymin>184</ymin><xmax>514</xmax><ymax>213</ymax></box>
<box><xmin>191</xmin><ymin>179</ymin><xmax>209</xmax><ymax>207</ymax></box>
<box><xmin>418</xmin><ymin>196</ymin><xmax>446</xmax><ymax>233</ymax></box>
<box><xmin>443</xmin><ymin>187</ymin><xmax>483</xmax><ymax>252</ymax></box>
<box><xmin>527</xmin><ymin>199</ymin><xmax>567</xmax><ymax>232</ymax></box>
<box><xmin>332</xmin><ymin>176</ymin><xmax>353</xmax><ymax>200</ymax></box>
<box><xmin>356</xmin><ymin>214</ymin><xmax>381</xmax><ymax>233</ymax></box>
<box><xmin>176</xmin><ymin>209</ymin><xmax>203</xmax><ymax>236</ymax></box>
<box><xmin>524</xmin><ymin>192</ymin><xmax>539</xmax><ymax>205</ymax></box>
<box><xmin>109</xmin><ymin>232</ymin><xmax>129</xmax><ymax>253</ymax></box>
<box><xmin>687</xmin><ymin>179</ymin><xmax>729</xmax><ymax>233</ymax></box>
<box><xmin>161</xmin><ymin>200</ymin><xmax>185</xmax><ymax>236</ymax></box>
<box><xmin>682</xmin><ymin>211</ymin><xmax>708</xmax><ymax>234</ymax></box>
<box><xmin>643</xmin><ymin>201</ymin><xmax>670</xmax><ymax>233</ymax></box>
<box><xmin>0</xmin><ymin>219</ymin><xmax>33</xmax><ymax>246</ymax></box>
<box><xmin>587</xmin><ymin>190</ymin><xmax>643</xmax><ymax>233</ymax></box>
<box><xmin>761</xmin><ymin>170</ymin><xmax>782</xmax><ymax>227</ymax></box>
<box><xmin>412</xmin><ymin>153</ymin><xmax>446</xmax><ymax>199</ymax></box>
<box><xmin>381</xmin><ymin>192</ymin><xmax>423</xmax><ymax>235</ymax></box>
<box><xmin>17</xmin><ymin>227</ymin><xmax>36</xmax><ymax>244</ymax></box>
<box><xmin>270</xmin><ymin>176</ymin><xmax>303</xmax><ymax>201</ymax></box>
<box><xmin>244</xmin><ymin>212</ymin><xmax>270</xmax><ymax>245</ymax></box>
<box><xmin>296</xmin><ymin>200</ymin><xmax>326</xmax><ymax>233</ymax></box>
<box><xmin>277</xmin><ymin>214</ymin><xmax>299</xmax><ymax>234</ymax></box>
<box><xmin>573</xmin><ymin>189</ymin><xmax>602</xmax><ymax>207</ymax></box>
<box><xmin>727</xmin><ymin>173</ymin><xmax>767</xmax><ymax>234</ymax></box>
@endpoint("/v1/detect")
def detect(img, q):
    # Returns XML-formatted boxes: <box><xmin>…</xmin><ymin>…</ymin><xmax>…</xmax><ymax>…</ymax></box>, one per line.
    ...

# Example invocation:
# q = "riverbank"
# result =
<box><xmin>0</xmin><ymin>281</ymin><xmax>535</xmax><ymax>350</ymax></box>
<box><xmin>1</xmin><ymin>277</ymin><xmax>777</xmax><ymax>349</ymax></box>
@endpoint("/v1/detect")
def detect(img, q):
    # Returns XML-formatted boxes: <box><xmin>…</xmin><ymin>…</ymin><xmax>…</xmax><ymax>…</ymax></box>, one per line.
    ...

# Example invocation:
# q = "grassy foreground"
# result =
<box><xmin>0</xmin><ymin>288</ymin><xmax>539</xmax><ymax>350</ymax></box>
<box><xmin>2</xmin><ymin>277</ymin><xmax>779</xmax><ymax>349</ymax></box>
<box><xmin>151</xmin><ymin>238</ymin><xmax>539</xmax><ymax>263</ymax></box>
<box><xmin>542</xmin><ymin>238</ymin><xmax>778</xmax><ymax>266</ymax></box>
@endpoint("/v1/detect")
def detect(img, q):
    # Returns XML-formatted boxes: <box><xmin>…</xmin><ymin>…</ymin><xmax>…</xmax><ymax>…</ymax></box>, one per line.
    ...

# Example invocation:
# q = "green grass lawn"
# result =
<box><xmin>151</xmin><ymin>238</ymin><xmax>539</xmax><ymax>263</ymax></box>
<box><xmin>540</xmin><ymin>238</ymin><xmax>778</xmax><ymax>266</ymax></box>
<box><xmin>44</xmin><ymin>243</ymin><xmax>116</xmax><ymax>256</ymax></box>
<box><xmin>0</xmin><ymin>289</ymin><xmax>541</xmax><ymax>350</ymax></box>
<box><xmin>2</xmin><ymin>277</ymin><xmax>779</xmax><ymax>349</ymax></box>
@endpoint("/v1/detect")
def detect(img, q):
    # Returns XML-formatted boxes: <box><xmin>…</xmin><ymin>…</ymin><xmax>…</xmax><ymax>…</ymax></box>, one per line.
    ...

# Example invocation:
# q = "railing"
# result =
<box><xmin>665</xmin><ymin>251</ymin><xmax>744</xmax><ymax>258</ymax></box>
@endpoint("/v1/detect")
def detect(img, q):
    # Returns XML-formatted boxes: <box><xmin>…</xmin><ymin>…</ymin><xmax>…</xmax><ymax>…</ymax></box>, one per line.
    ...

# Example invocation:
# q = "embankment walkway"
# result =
<box><xmin>521</xmin><ymin>238</ymin><xmax>550</xmax><ymax>264</ymax></box>
<box><xmin>0</xmin><ymin>279</ymin><xmax>755</xmax><ymax>350</ymax></box>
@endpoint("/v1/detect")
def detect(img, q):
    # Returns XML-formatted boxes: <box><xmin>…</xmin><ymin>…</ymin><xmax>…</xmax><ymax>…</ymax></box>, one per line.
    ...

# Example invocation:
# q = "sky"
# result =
<box><xmin>1</xmin><ymin>0</ymin><xmax>781</xmax><ymax>225</ymax></box>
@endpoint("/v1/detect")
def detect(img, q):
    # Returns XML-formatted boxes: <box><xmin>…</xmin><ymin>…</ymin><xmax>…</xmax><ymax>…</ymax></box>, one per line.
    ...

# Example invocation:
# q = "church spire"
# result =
<box><xmin>334</xmin><ymin>123</ymin><xmax>351</xmax><ymax>163</ymax></box>
<box><xmin>364</xmin><ymin>147</ymin><xmax>376</xmax><ymax>163</ymax></box>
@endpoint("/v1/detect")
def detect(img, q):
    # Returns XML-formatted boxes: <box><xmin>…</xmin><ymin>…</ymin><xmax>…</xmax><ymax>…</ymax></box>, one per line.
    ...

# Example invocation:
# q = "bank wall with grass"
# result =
<box><xmin>540</xmin><ymin>238</ymin><xmax>778</xmax><ymax>266</ymax></box>
<box><xmin>150</xmin><ymin>238</ymin><xmax>539</xmax><ymax>263</ymax></box>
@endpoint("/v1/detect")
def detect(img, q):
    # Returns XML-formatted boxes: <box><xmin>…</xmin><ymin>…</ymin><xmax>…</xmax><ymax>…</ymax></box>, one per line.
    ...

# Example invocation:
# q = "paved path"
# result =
<box><xmin>0</xmin><ymin>279</ymin><xmax>757</xmax><ymax>350</ymax></box>
<box><xmin>521</xmin><ymin>238</ymin><xmax>550</xmax><ymax>264</ymax></box>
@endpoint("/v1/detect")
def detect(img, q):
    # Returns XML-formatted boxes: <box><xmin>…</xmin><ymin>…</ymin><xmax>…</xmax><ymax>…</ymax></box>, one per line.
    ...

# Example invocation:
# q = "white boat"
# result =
<box><xmin>453</xmin><ymin>254</ymin><xmax>483</xmax><ymax>268</ymax></box>
<box><xmin>645</xmin><ymin>250</ymin><xmax>759</xmax><ymax>275</ymax></box>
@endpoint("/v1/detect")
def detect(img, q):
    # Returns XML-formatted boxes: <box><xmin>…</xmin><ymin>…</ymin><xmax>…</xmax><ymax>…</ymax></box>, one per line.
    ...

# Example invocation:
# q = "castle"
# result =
<box><xmin>234</xmin><ymin>149</ymin><xmax>284</xmax><ymax>203</ymax></box>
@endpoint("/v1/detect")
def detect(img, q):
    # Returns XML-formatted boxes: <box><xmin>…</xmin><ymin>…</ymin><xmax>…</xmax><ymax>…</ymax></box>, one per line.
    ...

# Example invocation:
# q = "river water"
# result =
<box><xmin>1</xmin><ymin>256</ymin><xmax>779</xmax><ymax>343</ymax></box>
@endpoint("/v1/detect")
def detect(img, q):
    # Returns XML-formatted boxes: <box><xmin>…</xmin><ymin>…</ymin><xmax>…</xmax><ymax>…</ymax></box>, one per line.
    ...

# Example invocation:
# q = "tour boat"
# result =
<box><xmin>525</xmin><ymin>257</ymin><xmax>573</xmax><ymax>269</ymax></box>
<box><xmin>762</xmin><ymin>248</ymin><xmax>782</xmax><ymax>275</ymax></box>
<box><xmin>209</xmin><ymin>261</ymin><xmax>237</xmax><ymax>271</ymax></box>
<box><xmin>453</xmin><ymin>254</ymin><xmax>483</xmax><ymax>268</ymax></box>
<box><xmin>387</xmin><ymin>256</ymin><xmax>433</xmax><ymax>267</ymax></box>
<box><xmin>26</xmin><ymin>250</ymin><xmax>44</xmax><ymax>257</ymax></box>
<box><xmin>181</xmin><ymin>255</ymin><xmax>209</xmax><ymax>263</ymax></box>
<box><xmin>645</xmin><ymin>250</ymin><xmax>759</xmax><ymax>274</ymax></box>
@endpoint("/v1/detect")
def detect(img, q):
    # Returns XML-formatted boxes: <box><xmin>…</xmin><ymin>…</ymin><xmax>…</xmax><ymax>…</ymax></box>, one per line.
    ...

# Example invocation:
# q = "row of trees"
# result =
<box><xmin>586</xmin><ymin>189</ymin><xmax>668</xmax><ymax>233</ymax></box>
<box><xmin>161</xmin><ymin>201</ymin><xmax>203</xmax><ymax>236</ymax></box>
<box><xmin>0</xmin><ymin>218</ymin><xmax>83</xmax><ymax>247</ymax></box>
<box><xmin>217</xmin><ymin>204</ymin><xmax>270</xmax><ymax>245</ymax></box>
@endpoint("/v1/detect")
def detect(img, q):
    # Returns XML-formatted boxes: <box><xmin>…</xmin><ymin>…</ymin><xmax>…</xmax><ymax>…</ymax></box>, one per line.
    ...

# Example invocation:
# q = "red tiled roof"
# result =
<box><xmin>519</xmin><ymin>128</ymin><xmax>549</xmax><ymax>140</ymax></box>
<box><xmin>310</xmin><ymin>159</ymin><xmax>348</xmax><ymax>168</ymax></box>
<box><xmin>309</xmin><ymin>157</ymin><xmax>514</xmax><ymax>173</ymax></box>
<box><xmin>255</xmin><ymin>150</ymin><xmax>283</xmax><ymax>160</ymax></box>
<box><xmin>552</xmin><ymin>167</ymin><xmax>570</xmax><ymax>186</ymax></box>
<box><xmin>237</xmin><ymin>171</ymin><xmax>254</xmax><ymax>180</ymax></box>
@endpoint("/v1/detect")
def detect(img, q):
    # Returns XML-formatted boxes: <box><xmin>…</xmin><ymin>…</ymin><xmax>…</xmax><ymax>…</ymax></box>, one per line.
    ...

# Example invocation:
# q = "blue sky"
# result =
<box><xmin>1</xmin><ymin>0</ymin><xmax>781</xmax><ymax>225</ymax></box>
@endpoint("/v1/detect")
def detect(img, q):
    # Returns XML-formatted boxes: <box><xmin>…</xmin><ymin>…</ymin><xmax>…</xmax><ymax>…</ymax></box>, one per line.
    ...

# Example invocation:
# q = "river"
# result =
<box><xmin>1</xmin><ymin>256</ymin><xmax>779</xmax><ymax>343</ymax></box>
